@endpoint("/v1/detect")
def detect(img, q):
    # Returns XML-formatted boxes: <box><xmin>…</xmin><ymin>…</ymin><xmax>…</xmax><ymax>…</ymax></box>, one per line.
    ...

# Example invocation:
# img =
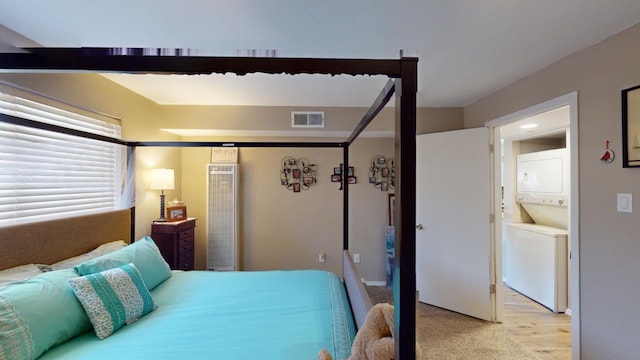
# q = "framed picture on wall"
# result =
<box><xmin>622</xmin><ymin>84</ymin><xmax>640</xmax><ymax>167</ymax></box>
<box><xmin>388</xmin><ymin>193</ymin><xmax>395</xmax><ymax>226</ymax></box>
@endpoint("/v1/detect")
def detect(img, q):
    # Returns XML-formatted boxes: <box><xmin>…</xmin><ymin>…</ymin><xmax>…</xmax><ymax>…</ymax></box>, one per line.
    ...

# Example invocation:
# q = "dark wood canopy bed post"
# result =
<box><xmin>394</xmin><ymin>58</ymin><xmax>418</xmax><ymax>359</ymax></box>
<box><xmin>342</xmin><ymin>144</ymin><xmax>350</xmax><ymax>251</ymax></box>
<box><xmin>0</xmin><ymin>49</ymin><xmax>419</xmax><ymax>359</ymax></box>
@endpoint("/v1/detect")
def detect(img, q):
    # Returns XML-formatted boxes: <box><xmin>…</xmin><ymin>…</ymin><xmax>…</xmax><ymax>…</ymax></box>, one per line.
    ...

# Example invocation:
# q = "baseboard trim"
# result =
<box><xmin>565</xmin><ymin>308</ymin><xmax>572</xmax><ymax>317</ymax></box>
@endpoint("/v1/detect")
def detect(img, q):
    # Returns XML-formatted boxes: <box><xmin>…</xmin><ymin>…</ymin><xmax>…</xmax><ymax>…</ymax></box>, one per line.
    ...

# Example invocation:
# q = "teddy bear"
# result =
<box><xmin>318</xmin><ymin>302</ymin><xmax>396</xmax><ymax>360</ymax></box>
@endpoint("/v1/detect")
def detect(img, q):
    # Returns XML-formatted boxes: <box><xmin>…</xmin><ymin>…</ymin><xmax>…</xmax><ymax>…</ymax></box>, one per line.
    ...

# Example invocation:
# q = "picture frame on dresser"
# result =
<box><xmin>167</xmin><ymin>205</ymin><xmax>187</xmax><ymax>222</ymax></box>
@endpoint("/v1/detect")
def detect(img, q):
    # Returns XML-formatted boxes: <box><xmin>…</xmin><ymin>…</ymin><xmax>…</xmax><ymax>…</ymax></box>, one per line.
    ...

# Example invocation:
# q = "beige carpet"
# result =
<box><xmin>366</xmin><ymin>286</ymin><xmax>541</xmax><ymax>360</ymax></box>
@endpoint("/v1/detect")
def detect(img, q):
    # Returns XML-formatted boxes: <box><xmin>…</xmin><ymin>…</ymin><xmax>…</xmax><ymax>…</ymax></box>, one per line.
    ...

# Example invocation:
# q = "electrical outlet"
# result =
<box><xmin>353</xmin><ymin>253</ymin><xmax>360</xmax><ymax>263</ymax></box>
<box><xmin>319</xmin><ymin>251</ymin><xmax>326</xmax><ymax>263</ymax></box>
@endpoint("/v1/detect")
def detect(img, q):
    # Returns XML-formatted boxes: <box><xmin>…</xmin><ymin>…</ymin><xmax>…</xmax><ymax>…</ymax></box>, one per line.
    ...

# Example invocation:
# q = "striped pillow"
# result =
<box><xmin>69</xmin><ymin>263</ymin><xmax>157</xmax><ymax>340</ymax></box>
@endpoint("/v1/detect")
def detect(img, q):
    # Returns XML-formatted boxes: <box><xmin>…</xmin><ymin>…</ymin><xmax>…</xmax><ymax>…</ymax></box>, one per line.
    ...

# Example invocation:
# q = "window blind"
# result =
<box><xmin>0</xmin><ymin>92</ymin><xmax>124</xmax><ymax>226</ymax></box>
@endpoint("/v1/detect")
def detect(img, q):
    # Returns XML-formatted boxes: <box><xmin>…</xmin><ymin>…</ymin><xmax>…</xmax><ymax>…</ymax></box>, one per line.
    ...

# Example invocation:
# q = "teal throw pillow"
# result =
<box><xmin>74</xmin><ymin>236</ymin><xmax>172</xmax><ymax>290</ymax></box>
<box><xmin>69</xmin><ymin>263</ymin><xmax>157</xmax><ymax>340</ymax></box>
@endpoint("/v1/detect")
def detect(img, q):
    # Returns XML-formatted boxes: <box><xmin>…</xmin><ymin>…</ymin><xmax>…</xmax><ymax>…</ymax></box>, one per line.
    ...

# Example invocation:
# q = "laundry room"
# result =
<box><xmin>500</xmin><ymin>106</ymin><xmax>571</xmax><ymax>315</ymax></box>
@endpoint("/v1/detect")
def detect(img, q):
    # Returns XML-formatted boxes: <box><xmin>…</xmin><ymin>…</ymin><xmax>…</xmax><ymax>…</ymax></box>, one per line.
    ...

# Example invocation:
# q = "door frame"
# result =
<box><xmin>485</xmin><ymin>92</ymin><xmax>580</xmax><ymax>360</ymax></box>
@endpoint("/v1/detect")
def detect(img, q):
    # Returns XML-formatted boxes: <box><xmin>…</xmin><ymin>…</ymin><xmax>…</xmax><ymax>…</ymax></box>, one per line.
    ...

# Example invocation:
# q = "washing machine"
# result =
<box><xmin>504</xmin><ymin>223</ymin><xmax>568</xmax><ymax>313</ymax></box>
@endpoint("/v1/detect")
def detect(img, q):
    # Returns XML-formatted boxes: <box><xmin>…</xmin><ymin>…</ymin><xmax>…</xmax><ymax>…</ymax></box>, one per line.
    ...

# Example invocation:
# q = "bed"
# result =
<box><xmin>0</xmin><ymin>49</ymin><xmax>417</xmax><ymax>359</ymax></box>
<box><xmin>0</xmin><ymin>209</ymin><xmax>371</xmax><ymax>360</ymax></box>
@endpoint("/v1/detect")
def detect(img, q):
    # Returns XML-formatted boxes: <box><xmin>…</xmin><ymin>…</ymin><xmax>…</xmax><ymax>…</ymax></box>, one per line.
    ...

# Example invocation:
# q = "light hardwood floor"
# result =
<box><xmin>501</xmin><ymin>285</ymin><xmax>572</xmax><ymax>360</ymax></box>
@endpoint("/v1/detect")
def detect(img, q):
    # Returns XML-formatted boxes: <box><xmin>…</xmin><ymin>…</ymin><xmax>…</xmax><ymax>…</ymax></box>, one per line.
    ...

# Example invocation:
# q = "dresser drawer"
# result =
<box><xmin>151</xmin><ymin>218</ymin><xmax>196</xmax><ymax>271</ymax></box>
<box><xmin>174</xmin><ymin>219</ymin><xmax>196</xmax><ymax>232</ymax></box>
<box><xmin>177</xmin><ymin>253</ymin><xmax>194</xmax><ymax>271</ymax></box>
<box><xmin>179</xmin><ymin>229</ymin><xmax>194</xmax><ymax>239</ymax></box>
<box><xmin>178</xmin><ymin>239</ymin><xmax>194</xmax><ymax>254</ymax></box>
<box><xmin>178</xmin><ymin>234</ymin><xmax>193</xmax><ymax>247</ymax></box>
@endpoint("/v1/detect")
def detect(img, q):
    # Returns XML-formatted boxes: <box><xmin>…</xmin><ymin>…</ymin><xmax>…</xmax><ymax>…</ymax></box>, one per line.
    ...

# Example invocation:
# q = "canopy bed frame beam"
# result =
<box><xmin>346</xmin><ymin>78</ymin><xmax>396</xmax><ymax>145</ymax></box>
<box><xmin>0</xmin><ymin>114</ymin><xmax>352</xmax><ymax>150</ymax></box>
<box><xmin>0</xmin><ymin>112</ymin><xmax>126</xmax><ymax>145</ymax></box>
<box><xmin>133</xmin><ymin>141</ymin><xmax>345</xmax><ymax>148</ymax></box>
<box><xmin>0</xmin><ymin>49</ymin><xmax>417</xmax><ymax>360</ymax></box>
<box><xmin>1</xmin><ymin>48</ymin><xmax>403</xmax><ymax>77</ymax></box>
<box><xmin>342</xmin><ymin>76</ymin><xmax>395</xmax><ymax>254</ymax></box>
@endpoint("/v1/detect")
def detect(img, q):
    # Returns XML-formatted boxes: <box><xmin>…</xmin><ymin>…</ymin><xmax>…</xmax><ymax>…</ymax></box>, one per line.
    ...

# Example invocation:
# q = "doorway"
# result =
<box><xmin>486</xmin><ymin>92</ymin><xmax>579</xmax><ymax>360</ymax></box>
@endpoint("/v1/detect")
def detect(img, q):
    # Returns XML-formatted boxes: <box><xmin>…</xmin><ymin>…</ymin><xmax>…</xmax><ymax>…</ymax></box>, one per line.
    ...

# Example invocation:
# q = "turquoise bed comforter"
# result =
<box><xmin>39</xmin><ymin>270</ymin><xmax>356</xmax><ymax>360</ymax></box>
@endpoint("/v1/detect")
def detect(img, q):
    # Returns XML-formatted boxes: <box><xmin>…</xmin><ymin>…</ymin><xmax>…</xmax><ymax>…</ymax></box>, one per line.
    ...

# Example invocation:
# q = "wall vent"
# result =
<box><xmin>291</xmin><ymin>111</ymin><xmax>324</xmax><ymax>128</ymax></box>
<box><xmin>206</xmin><ymin>163</ymin><xmax>239</xmax><ymax>271</ymax></box>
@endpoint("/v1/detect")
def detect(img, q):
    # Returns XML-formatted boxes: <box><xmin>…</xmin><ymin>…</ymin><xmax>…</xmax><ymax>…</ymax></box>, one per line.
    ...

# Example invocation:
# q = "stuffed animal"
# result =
<box><xmin>318</xmin><ymin>349</ymin><xmax>333</xmax><ymax>360</ymax></box>
<box><xmin>318</xmin><ymin>303</ymin><xmax>395</xmax><ymax>360</ymax></box>
<box><xmin>351</xmin><ymin>303</ymin><xmax>395</xmax><ymax>360</ymax></box>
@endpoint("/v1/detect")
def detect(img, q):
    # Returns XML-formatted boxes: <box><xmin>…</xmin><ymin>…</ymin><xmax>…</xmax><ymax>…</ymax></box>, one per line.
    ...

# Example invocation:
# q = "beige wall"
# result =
<box><xmin>170</xmin><ymin>105</ymin><xmax>462</xmax><ymax>281</ymax></box>
<box><xmin>0</xmin><ymin>71</ymin><xmax>463</xmax><ymax>282</ymax></box>
<box><xmin>465</xmin><ymin>22</ymin><xmax>640</xmax><ymax>360</ymax></box>
<box><xmin>160</xmin><ymin>104</ymin><xmax>400</xmax><ymax>280</ymax></box>
<box><xmin>160</xmin><ymin>105</ymin><xmax>396</xmax><ymax>132</ymax></box>
<box><xmin>519</xmin><ymin>137</ymin><xmax>566</xmax><ymax>154</ymax></box>
<box><xmin>417</xmin><ymin>107</ymin><xmax>464</xmax><ymax>134</ymax></box>
<box><xmin>160</xmin><ymin>105</ymin><xmax>463</xmax><ymax>135</ymax></box>
<box><xmin>180</xmin><ymin>141</ymin><xmax>395</xmax><ymax>280</ymax></box>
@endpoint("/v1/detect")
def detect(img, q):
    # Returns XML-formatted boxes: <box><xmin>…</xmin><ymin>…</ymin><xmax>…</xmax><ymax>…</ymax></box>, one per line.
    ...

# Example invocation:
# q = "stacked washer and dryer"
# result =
<box><xmin>504</xmin><ymin>148</ymin><xmax>569</xmax><ymax>313</ymax></box>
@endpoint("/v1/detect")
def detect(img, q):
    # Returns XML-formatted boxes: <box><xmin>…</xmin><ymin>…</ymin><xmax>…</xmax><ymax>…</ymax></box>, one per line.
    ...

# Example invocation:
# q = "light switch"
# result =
<box><xmin>617</xmin><ymin>193</ymin><xmax>633</xmax><ymax>213</ymax></box>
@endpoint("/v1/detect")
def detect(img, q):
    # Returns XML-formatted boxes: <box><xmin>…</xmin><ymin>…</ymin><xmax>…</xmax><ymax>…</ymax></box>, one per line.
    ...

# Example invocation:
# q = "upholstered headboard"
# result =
<box><xmin>0</xmin><ymin>209</ymin><xmax>133</xmax><ymax>271</ymax></box>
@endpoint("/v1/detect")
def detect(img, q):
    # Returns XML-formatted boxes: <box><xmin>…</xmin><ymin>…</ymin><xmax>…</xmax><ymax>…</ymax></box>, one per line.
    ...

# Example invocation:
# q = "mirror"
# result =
<box><xmin>622</xmin><ymin>85</ymin><xmax>640</xmax><ymax>167</ymax></box>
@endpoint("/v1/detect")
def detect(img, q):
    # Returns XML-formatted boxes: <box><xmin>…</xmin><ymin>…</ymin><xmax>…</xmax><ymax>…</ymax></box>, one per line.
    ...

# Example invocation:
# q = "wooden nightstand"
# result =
<box><xmin>151</xmin><ymin>218</ymin><xmax>196</xmax><ymax>270</ymax></box>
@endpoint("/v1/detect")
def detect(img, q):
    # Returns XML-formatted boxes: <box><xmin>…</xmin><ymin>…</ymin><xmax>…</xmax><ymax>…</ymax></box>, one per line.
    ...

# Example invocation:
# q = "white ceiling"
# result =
<box><xmin>500</xmin><ymin>106</ymin><xmax>570</xmax><ymax>141</ymax></box>
<box><xmin>0</xmin><ymin>1</ymin><xmax>639</xmax><ymax>108</ymax></box>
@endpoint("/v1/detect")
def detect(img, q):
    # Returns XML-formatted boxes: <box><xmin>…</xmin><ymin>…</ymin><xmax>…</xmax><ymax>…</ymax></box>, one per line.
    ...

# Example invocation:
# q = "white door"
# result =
<box><xmin>416</xmin><ymin>127</ymin><xmax>493</xmax><ymax>321</ymax></box>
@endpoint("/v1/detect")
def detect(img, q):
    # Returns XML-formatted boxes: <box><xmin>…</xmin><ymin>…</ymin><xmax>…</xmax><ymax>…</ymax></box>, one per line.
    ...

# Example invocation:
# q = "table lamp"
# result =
<box><xmin>150</xmin><ymin>168</ymin><xmax>175</xmax><ymax>222</ymax></box>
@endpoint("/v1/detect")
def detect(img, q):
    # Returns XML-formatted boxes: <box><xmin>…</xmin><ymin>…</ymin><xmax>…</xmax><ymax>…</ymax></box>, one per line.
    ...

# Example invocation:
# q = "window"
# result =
<box><xmin>0</xmin><ymin>92</ymin><xmax>125</xmax><ymax>226</ymax></box>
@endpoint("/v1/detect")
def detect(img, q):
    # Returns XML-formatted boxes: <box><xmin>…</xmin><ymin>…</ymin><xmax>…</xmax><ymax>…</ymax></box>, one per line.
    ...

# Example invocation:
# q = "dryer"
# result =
<box><xmin>516</xmin><ymin>148</ymin><xmax>569</xmax><ymax>229</ymax></box>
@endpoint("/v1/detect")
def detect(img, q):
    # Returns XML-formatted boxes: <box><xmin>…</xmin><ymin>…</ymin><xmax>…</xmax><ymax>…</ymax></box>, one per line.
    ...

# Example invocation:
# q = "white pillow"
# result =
<box><xmin>0</xmin><ymin>264</ymin><xmax>44</xmax><ymax>287</ymax></box>
<box><xmin>50</xmin><ymin>240</ymin><xmax>128</xmax><ymax>270</ymax></box>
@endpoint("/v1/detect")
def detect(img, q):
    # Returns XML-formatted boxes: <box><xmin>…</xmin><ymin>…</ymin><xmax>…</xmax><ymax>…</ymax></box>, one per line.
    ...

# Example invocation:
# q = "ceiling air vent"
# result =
<box><xmin>291</xmin><ymin>111</ymin><xmax>324</xmax><ymax>128</ymax></box>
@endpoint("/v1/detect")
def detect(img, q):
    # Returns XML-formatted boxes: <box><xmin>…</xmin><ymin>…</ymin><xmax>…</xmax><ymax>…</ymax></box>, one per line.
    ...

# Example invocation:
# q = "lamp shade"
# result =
<box><xmin>150</xmin><ymin>168</ymin><xmax>175</xmax><ymax>190</ymax></box>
